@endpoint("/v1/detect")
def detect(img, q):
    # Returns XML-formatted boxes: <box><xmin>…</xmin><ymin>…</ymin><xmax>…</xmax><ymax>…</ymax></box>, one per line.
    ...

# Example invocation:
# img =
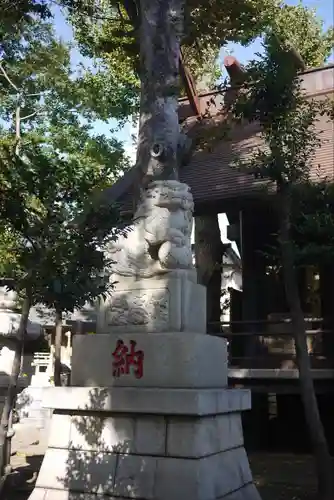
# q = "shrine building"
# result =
<box><xmin>100</xmin><ymin>58</ymin><xmax>334</xmax><ymax>452</ymax></box>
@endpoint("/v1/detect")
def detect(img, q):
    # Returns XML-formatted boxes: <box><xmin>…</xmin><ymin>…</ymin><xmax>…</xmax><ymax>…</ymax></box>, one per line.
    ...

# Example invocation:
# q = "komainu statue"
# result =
<box><xmin>108</xmin><ymin>180</ymin><xmax>194</xmax><ymax>278</ymax></box>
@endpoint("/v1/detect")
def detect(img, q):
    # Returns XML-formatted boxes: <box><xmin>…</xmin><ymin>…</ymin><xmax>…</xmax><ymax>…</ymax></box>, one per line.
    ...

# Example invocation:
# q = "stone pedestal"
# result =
<box><xmin>71</xmin><ymin>333</ymin><xmax>227</xmax><ymax>388</ymax></box>
<box><xmin>97</xmin><ymin>274</ymin><xmax>206</xmax><ymax>335</ymax></box>
<box><xmin>28</xmin><ymin>332</ymin><xmax>261</xmax><ymax>500</ymax></box>
<box><xmin>29</xmin><ymin>386</ymin><xmax>260</xmax><ymax>500</ymax></box>
<box><xmin>28</xmin><ymin>180</ymin><xmax>261</xmax><ymax>499</ymax></box>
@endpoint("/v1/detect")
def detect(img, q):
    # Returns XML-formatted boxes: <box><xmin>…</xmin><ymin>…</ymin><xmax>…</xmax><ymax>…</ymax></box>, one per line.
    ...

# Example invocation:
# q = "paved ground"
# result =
<box><xmin>2</xmin><ymin>423</ymin><xmax>48</xmax><ymax>499</ymax></box>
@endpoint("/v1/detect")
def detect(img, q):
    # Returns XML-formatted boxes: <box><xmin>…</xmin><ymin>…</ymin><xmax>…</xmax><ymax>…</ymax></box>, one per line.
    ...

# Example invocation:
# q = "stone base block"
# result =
<box><xmin>71</xmin><ymin>333</ymin><xmax>228</xmax><ymax>388</ymax></box>
<box><xmin>28</xmin><ymin>386</ymin><xmax>260</xmax><ymax>500</ymax></box>
<box><xmin>45</xmin><ymin>409</ymin><xmax>245</xmax><ymax>459</ymax></box>
<box><xmin>96</xmin><ymin>274</ymin><xmax>206</xmax><ymax>334</ymax></box>
<box><xmin>41</xmin><ymin>387</ymin><xmax>251</xmax><ymax>416</ymax></box>
<box><xmin>29</xmin><ymin>483</ymin><xmax>261</xmax><ymax>500</ymax></box>
<box><xmin>32</xmin><ymin>446</ymin><xmax>254</xmax><ymax>500</ymax></box>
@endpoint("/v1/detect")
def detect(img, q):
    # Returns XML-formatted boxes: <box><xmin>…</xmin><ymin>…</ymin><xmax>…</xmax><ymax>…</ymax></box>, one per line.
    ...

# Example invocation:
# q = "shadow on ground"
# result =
<box><xmin>2</xmin><ymin>454</ymin><xmax>43</xmax><ymax>500</ymax></box>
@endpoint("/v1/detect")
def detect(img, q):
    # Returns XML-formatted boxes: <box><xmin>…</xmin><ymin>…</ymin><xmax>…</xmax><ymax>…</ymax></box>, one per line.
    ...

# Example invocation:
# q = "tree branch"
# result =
<box><xmin>25</xmin><ymin>92</ymin><xmax>45</xmax><ymax>98</ymax></box>
<box><xmin>15</xmin><ymin>105</ymin><xmax>21</xmax><ymax>155</ymax></box>
<box><xmin>0</xmin><ymin>62</ymin><xmax>19</xmax><ymax>92</ymax></box>
<box><xmin>21</xmin><ymin>111</ymin><xmax>38</xmax><ymax>121</ymax></box>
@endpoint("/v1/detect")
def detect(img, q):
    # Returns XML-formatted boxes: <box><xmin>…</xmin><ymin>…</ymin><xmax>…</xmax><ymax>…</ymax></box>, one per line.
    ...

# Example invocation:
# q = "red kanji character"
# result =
<box><xmin>126</xmin><ymin>340</ymin><xmax>144</xmax><ymax>379</ymax></box>
<box><xmin>112</xmin><ymin>339</ymin><xmax>144</xmax><ymax>379</ymax></box>
<box><xmin>112</xmin><ymin>339</ymin><xmax>128</xmax><ymax>377</ymax></box>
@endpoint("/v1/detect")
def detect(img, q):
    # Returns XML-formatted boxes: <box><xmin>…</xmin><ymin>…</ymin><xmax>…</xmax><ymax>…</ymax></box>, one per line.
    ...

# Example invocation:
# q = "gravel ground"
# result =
<box><xmin>250</xmin><ymin>453</ymin><xmax>319</xmax><ymax>500</ymax></box>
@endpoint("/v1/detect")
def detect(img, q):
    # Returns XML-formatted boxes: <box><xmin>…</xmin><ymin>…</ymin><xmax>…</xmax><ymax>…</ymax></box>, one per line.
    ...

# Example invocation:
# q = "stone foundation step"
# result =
<box><xmin>28</xmin><ymin>482</ymin><xmax>261</xmax><ymax>500</ymax></box>
<box><xmin>27</xmin><ymin>386</ymin><xmax>261</xmax><ymax>500</ymax></box>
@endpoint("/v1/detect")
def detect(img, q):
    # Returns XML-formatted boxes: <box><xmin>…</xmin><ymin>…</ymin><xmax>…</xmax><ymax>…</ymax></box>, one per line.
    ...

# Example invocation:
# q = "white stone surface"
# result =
<box><xmin>167</xmin><ymin>413</ymin><xmax>243</xmax><ymax>458</ymax></box>
<box><xmin>154</xmin><ymin>447</ymin><xmax>250</xmax><ymax>500</ymax></box>
<box><xmin>106</xmin><ymin>180</ymin><xmax>194</xmax><ymax>278</ymax></box>
<box><xmin>42</xmin><ymin>387</ymin><xmax>251</xmax><ymax>416</ymax></box>
<box><xmin>216</xmin><ymin>448</ymin><xmax>253</xmax><ymax>497</ymax></box>
<box><xmin>46</xmin><ymin>410</ymin><xmax>246</xmax><ymax>463</ymax></box>
<box><xmin>33</xmin><ymin>448</ymin><xmax>253</xmax><ymax>500</ymax></box>
<box><xmin>114</xmin><ymin>454</ymin><xmax>158</xmax><ymax>498</ymax></box>
<box><xmin>97</xmin><ymin>275</ymin><xmax>206</xmax><ymax>334</ymax></box>
<box><xmin>32</xmin><ymin>492</ymin><xmax>129</xmax><ymax>500</ymax></box>
<box><xmin>134</xmin><ymin>416</ymin><xmax>166</xmax><ymax>455</ymax></box>
<box><xmin>30</xmin><ymin>389</ymin><xmax>258</xmax><ymax>500</ymax></box>
<box><xmin>48</xmin><ymin>413</ymin><xmax>72</xmax><ymax>449</ymax></box>
<box><xmin>69</xmin><ymin>414</ymin><xmax>135</xmax><ymax>454</ymax></box>
<box><xmin>35</xmin><ymin>447</ymin><xmax>117</xmax><ymax>494</ymax></box>
<box><xmin>71</xmin><ymin>333</ymin><xmax>227</xmax><ymax>388</ymax></box>
<box><xmin>154</xmin><ymin>455</ymin><xmax>212</xmax><ymax>500</ymax></box>
<box><xmin>219</xmin><ymin>413</ymin><xmax>244</xmax><ymax>451</ymax></box>
<box><xmin>37</xmin><ymin>488</ymin><xmax>265</xmax><ymax>500</ymax></box>
<box><xmin>47</xmin><ymin>412</ymin><xmax>167</xmax><ymax>457</ymax></box>
<box><xmin>27</xmin><ymin>489</ymin><xmax>48</xmax><ymax>500</ymax></box>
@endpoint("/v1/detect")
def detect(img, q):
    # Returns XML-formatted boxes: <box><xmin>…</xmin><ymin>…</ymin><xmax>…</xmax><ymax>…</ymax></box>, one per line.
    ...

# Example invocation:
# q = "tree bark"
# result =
<box><xmin>0</xmin><ymin>292</ymin><xmax>31</xmax><ymax>476</ymax></box>
<box><xmin>136</xmin><ymin>0</ymin><xmax>184</xmax><ymax>190</ymax></box>
<box><xmin>278</xmin><ymin>185</ymin><xmax>333</xmax><ymax>500</ymax></box>
<box><xmin>54</xmin><ymin>308</ymin><xmax>63</xmax><ymax>387</ymax></box>
<box><xmin>195</xmin><ymin>214</ymin><xmax>224</xmax><ymax>334</ymax></box>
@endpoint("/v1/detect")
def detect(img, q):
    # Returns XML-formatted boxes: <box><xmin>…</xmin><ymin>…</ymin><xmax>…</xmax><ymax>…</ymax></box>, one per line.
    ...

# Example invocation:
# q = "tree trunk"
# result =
<box><xmin>54</xmin><ymin>308</ymin><xmax>63</xmax><ymax>387</ymax></box>
<box><xmin>136</xmin><ymin>0</ymin><xmax>184</xmax><ymax>189</ymax></box>
<box><xmin>319</xmin><ymin>264</ymin><xmax>334</xmax><ymax>366</ymax></box>
<box><xmin>278</xmin><ymin>186</ymin><xmax>333</xmax><ymax>500</ymax></box>
<box><xmin>0</xmin><ymin>293</ymin><xmax>31</xmax><ymax>476</ymax></box>
<box><xmin>195</xmin><ymin>214</ymin><xmax>224</xmax><ymax>334</ymax></box>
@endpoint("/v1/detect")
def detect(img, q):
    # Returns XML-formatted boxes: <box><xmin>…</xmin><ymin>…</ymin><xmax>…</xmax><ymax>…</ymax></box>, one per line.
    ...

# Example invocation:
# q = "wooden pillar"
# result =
<box><xmin>194</xmin><ymin>214</ymin><xmax>224</xmax><ymax>334</ymax></box>
<box><xmin>242</xmin><ymin>394</ymin><xmax>269</xmax><ymax>451</ymax></box>
<box><xmin>317</xmin><ymin>394</ymin><xmax>334</xmax><ymax>455</ymax></box>
<box><xmin>240</xmin><ymin>209</ymin><xmax>267</xmax><ymax>361</ymax></box>
<box><xmin>229</xmin><ymin>289</ymin><xmax>243</xmax><ymax>361</ymax></box>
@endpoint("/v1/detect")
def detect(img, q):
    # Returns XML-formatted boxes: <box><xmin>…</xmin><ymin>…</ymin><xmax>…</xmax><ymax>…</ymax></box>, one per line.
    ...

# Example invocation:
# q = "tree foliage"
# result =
<box><xmin>289</xmin><ymin>180</ymin><xmax>334</xmax><ymax>266</ymax></box>
<box><xmin>58</xmin><ymin>0</ymin><xmax>281</xmax><ymax>95</ymax></box>
<box><xmin>1</xmin><ymin>0</ymin><xmax>51</xmax><ymax>38</ymax></box>
<box><xmin>270</xmin><ymin>3</ymin><xmax>334</xmax><ymax>68</ymax></box>
<box><xmin>0</xmin><ymin>143</ymin><xmax>122</xmax><ymax>305</ymax></box>
<box><xmin>0</xmin><ymin>8</ymin><xmax>133</xmax><ymax>417</ymax></box>
<box><xmin>59</xmin><ymin>0</ymin><xmax>334</xmax><ymax>100</ymax></box>
<box><xmin>231</xmin><ymin>34</ymin><xmax>331</xmax><ymax>182</ymax></box>
<box><xmin>0</xmin><ymin>12</ymin><xmax>128</xmax><ymax>309</ymax></box>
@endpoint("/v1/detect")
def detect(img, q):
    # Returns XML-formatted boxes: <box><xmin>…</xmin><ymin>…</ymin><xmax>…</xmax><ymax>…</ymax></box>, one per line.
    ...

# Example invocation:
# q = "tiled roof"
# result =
<box><xmin>102</xmin><ymin>65</ymin><xmax>334</xmax><ymax>214</ymax></box>
<box><xmin>181</xmin><ymin>111</ymin><xmax>334</xmax><ymax>208</ymax></box>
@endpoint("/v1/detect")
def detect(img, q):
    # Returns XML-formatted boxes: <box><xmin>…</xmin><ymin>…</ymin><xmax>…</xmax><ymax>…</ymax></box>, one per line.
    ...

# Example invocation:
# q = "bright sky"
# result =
<box><xmin>52</xmin><ymin>0</ymin><xmax>333</xmax><ymax>152</ymax></box>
